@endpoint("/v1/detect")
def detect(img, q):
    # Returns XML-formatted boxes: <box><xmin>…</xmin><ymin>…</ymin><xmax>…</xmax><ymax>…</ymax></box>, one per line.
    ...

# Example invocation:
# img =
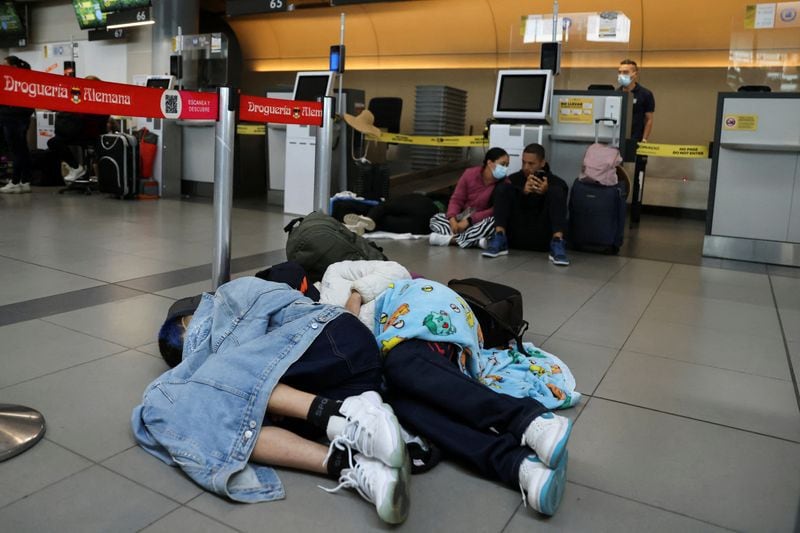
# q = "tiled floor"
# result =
<box><xmin>1</xmin><ymin>190</ymin><xmax>798</xmax><ymax>533</ymax></box>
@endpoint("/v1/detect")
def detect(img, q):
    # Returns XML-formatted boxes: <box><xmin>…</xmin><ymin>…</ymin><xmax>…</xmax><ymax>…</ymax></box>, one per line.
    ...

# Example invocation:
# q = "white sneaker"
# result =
<box><xmin>478</xmin><ymin>237</ymin><xmax>489</xmax><ymax>250</ymax></box>
<box><xmin>326</xmin><ymin>391</ymin><xmax>406</xmax><ymax>468</ymax></box>
<box><xmin>521</xmin><ymin>412</ymin><xmax>572</xmax><ymax>468</ymax></box>
<box><xmin>344</xmin><ymin>214</ymin><xmax>376</xmax><ymax>232</ymax></box>
<box><xmin>429</xmin><ymin>232</ymin><xmax>452</xmax><ymax>246</ymax></box>
<box><xmin>63</xmin><ymin>165</ymin><xmax>86</xmax><ymax>183</ymax></box>
<box><xmin>344</xmin><ymin>223</ymin><xmax>365</xmax><ymax>236</ymax></box>
<box><xmin>322</xmin><ymin>453</ymin><xmax>410</xmax><ymax>524</ymax></box>
<box><xmin>518</xmin><ymin>453</ymin><xmax>567</xmax><ymax>516</ymax></box>
<box><xmin>18</xmin><ymin>182</ymin><xmax>31</xmax><ymax>193</ymax></box>
<box><xmin>0</xmin><ymin>181</ymin><xmax>21</xmax><ymax>194</ymax></box>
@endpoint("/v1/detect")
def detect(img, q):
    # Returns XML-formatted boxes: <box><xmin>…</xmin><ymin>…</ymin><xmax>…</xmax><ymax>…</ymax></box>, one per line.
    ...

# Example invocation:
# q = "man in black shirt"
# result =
<box><xmin>482</xmin><ymin>144</ymin><xmax>570</xmax><ymax>266</ymax></box>
<box><xmin>617</xmin><ymin>59</ymin><xmax>655</xmax><ymax>142</ymax></box>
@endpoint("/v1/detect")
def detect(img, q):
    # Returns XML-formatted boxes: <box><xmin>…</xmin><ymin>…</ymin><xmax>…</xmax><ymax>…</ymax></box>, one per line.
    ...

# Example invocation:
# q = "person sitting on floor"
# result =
<box><xmin>133</xmin><ymin>277</ymin><xmax>410</xmax><ymax>524</ymax></box>
<box><xmin>482</xmin><ymin>143</ymin><xmax>570</xmax><ymax>265</ymax></box>
<box><xmin>427</xmin><ymin>147</ymin><xmax>509</xmax><ymax>249</ymax></box>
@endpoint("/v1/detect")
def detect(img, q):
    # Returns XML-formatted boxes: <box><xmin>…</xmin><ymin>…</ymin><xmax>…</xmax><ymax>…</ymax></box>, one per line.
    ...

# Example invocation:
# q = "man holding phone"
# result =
<box><xmin>482</xmin><ymin>144</ymin><xmax>570</xmax><ymax>266</ymax></box>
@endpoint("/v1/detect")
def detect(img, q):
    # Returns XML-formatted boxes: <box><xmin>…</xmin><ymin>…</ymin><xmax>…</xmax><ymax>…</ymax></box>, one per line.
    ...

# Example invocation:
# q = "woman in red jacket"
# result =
<box><xmin>428</xmin><ymin>147</ymin><xmax>508</xmax><ymax>248</ymax></box>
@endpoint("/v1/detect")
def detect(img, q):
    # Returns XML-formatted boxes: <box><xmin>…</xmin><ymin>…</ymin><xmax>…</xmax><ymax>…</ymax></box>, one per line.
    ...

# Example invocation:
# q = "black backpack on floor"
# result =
<box><xmin>448</xmin><ymin>278</ymin><xmax>528</xmax><ymax>350</ymax></box>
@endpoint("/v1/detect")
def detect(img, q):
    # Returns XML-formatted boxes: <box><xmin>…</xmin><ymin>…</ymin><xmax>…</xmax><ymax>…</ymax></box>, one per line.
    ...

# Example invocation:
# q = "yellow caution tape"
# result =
<box><xmin>636</xmin><ymin>142</ymin><xmax>708</xmax><ymax>158</ymax></box>
<box><xmin>366</xmin><ymin>132</ymin><xmax>487</xmax><ymax>147</ymax></box>
<box><xmin>237</xmin><ymin>124</ymin><xmax>266</xmax><ymax>136</ymax></box>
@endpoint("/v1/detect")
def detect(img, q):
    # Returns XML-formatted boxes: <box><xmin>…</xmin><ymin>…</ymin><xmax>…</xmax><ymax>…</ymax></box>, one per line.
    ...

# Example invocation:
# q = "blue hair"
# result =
<box><xmin>158</xmin><ymin>316</ymin><xmax>185</xmax><ymax>368</ymax></box>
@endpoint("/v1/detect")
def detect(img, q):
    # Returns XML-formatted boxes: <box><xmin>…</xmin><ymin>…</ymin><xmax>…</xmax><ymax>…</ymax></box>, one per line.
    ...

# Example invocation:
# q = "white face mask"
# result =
<box><xmin>492</xmin><ymin>163</ymin><xmax>508</xmax><ymax>180</ymax></box>
<box><xmin>618</xmin><ymin>74</ymin><xmax>632</xmax><ymax>87</ymax></box>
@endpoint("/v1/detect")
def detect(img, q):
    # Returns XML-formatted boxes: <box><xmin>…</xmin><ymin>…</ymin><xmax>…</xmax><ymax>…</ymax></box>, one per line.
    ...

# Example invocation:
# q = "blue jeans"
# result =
<box><xmin>1</xmin><ymin>116</ymin><xmax>32</xmax><ymax>184</ymax></box>
<box><xmin>267</xmin><ymin>312</ymin><xmax>383</xmax><ymax>435</ymax></box>
<box><xmin>383</xmin><ymin>339</ymin><xmax>548</xmax><ymax>487</ymax></box>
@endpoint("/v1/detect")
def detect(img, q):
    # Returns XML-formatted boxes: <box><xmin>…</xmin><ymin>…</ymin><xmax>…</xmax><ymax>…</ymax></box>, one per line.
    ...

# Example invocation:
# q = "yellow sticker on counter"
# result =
<box><xmin>237</xmin><ymin>124</ymin><xmax>266</xmax><ymax>135</ymax></box>
<box><xmin>367</xmin><ymin>132</ymin><xmax>486</xmax><ymax>147</ymax></box>
<box><xmin>558</xmin><ymin>98</ymin><xmax>594</xmax><ymax>124</ymax></box>
<box><xmin>636</xmin><ymin>143</ymin><xmax>709</xmax><ymax>158</ymax></box>
<box><xmin>722</xmin><ymin>114</ymin><xmax>758</xmax><ymax>131</ymax></box>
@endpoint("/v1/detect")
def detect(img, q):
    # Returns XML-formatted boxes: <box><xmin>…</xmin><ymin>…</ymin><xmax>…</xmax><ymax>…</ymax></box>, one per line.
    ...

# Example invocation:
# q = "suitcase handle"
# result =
<box><xmin>594</xmin><ymin>117</ymin><xmax>620</xmax><ymax>147</ymax></box>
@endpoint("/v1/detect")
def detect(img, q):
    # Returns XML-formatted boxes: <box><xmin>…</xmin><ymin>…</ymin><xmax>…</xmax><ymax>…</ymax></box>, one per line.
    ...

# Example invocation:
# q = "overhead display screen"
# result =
<box><xmin>73</xmin><ymin>0</ymin><xmax>107</xmax><ymax>30</ymax></box>
<box><xmin>99</xmin><ymin>0</ymin><xmax>150</xmax><ymax>13</ymax></box>
<box><xmin>0</xmin><ymin>2</ymin><xmax>24</xmax><ymax>34</ymax></box>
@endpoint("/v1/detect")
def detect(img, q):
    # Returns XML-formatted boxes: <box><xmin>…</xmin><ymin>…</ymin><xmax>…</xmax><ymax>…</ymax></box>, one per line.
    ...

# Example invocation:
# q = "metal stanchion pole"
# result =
<box><xmin>212</xmin><ymin>86</ymin><xmax>236</xmax><ymax>290</ymax></box>
<box><xmin>315</xmin><ymin>96</ymin><xmax>334</xmax><ymax>213</ymax></box>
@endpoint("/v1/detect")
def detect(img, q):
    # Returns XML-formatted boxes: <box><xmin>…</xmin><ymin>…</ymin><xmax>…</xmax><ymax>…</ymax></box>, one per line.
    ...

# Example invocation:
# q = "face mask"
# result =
<box><xmin>492</xmin><ymin>163</ymin><xmax>508</xmax><ymax>180</ymax></box>
<box><xmin>618</xmin><ymin>74</ymin><xmax>632</xmax><ymax>87</ymax></box>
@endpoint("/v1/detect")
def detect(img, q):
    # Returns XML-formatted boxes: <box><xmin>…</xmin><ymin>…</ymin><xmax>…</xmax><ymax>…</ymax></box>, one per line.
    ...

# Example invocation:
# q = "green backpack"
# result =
<box><xmin>284</xmin><ymin>211</ymin><xmax>389</xmax><ymax>283</ymax></box>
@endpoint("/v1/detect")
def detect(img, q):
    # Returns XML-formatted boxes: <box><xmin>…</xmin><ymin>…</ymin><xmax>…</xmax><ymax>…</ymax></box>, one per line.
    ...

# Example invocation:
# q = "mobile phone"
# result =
<box><xmin>533</xmin><ymin>170</ymin><xmax>546</xmax><ymax>178</ymax></box>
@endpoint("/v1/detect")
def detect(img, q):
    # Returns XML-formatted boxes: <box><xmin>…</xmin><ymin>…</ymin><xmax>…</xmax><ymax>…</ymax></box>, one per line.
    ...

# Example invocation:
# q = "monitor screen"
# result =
<box><xmin>292</xmin><ymin>72</ymin><xmax>333</xmax><ymax>102</ymax></box>
<box><xmin>99</xmin><ymin>0</ymin><xmax>150</xmax><ymax>13</ymax></box>
<box><xmin>492</xmin><ymin>69</ymin><xmax>553</xmax><ymax>121</ymax></box>
<box><xmin>145</xmin><ymin>76</ymin><xmax>173</xmax><ymax>89</ymax></box>
<box><xmin>73</xmin><ymin>0</ymin><xmax>107</xmax><ymax>30</ymax></box>
<box><xmin>0</xmin><ymin>2</ymin><xmax>23</xmax><ymax>35</ymax></box>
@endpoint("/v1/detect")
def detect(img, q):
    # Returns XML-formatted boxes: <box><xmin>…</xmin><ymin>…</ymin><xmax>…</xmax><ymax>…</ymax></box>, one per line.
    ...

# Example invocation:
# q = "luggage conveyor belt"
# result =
<box><xmin>387</xmin><ymin>161</ymin><xmax>469</xmax><ymax>197</ymax></box>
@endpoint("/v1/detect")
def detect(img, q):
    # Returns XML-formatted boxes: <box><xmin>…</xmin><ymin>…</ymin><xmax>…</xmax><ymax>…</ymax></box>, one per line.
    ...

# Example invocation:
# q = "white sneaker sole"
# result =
<box><xmin>549</xmin><ymin>255</ymin><xmax>570</xmax><ymax>266</ymax></box>
<box><xmin>526</xmin><ymin>452</ymin><xmax>568</xmax><ymax>516</ymax></box>
<box><xmin>343</xmin><ymin>214</ymin><xmax>376</xmax><ymax>232</ymax></box>
<box><xmin>482</xmin><ymin>249</ymin><xmax>508</xmax><ymax>258</ymax></box>
<box><xmin>375</xmin><ymin>455</ymin><xmax>411</xmax><ymax>524</ymax></box>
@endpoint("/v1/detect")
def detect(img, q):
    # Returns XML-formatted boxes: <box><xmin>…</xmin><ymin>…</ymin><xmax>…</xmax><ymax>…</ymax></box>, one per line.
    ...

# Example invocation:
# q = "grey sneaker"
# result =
<box><xmin>0</xmin><ymin>181</ymin><xmax>21</xmax><ymax>194</ymax></box>
<box><xmin>322</xmin><ymin>453</ymin><xmax>410</xmax><ymax>524</ymax></box>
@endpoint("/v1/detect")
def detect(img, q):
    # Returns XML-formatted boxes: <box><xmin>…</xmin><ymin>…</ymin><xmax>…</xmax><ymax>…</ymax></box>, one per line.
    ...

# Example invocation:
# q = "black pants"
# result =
<box><xmin>384</xmin><ymin>339</ymin><xmax>548</xmax><ymax>487</ymax></box>
<box><xmin>1</xmin><ymin>117</ymin><xmax>31</xmax><ymax>184</ymax></box>
<box><xmin>493</xmin><ymin>177</ymin><xmax>568</xmax><ymax>252</ymax></box>
<box><xmin>47</xmin><ymin>135</ymin><xmax>81</xmax><ymax>168</ymax></box>
<box><xmin>368</xmin><ymin>194</ymin><xmax>439</xmax><ymax>234</ymax></box>
<box><xmin>266</xmin><ymin>313</ymin><xmax>383</xmax><ymax>437</ymax></box>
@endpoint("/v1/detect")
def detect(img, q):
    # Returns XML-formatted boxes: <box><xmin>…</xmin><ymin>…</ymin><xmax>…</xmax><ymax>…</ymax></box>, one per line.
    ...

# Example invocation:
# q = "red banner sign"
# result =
<box><xmin>239</xmin><ymin>94</ymin><xmax>323</xmax><ymax>126</ymax></box>
<box><xmin>0</xmin><ymin>65</ymin><xmax>218</xmax><ymax>121</ymax></box>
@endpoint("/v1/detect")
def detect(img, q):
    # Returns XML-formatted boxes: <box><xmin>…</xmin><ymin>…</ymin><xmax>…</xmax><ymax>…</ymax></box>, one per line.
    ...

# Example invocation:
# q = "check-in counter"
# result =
<box><xmin>703</xmin><ymin>93</ymin><xmax>800</xmax><ymax>267</ymax></box>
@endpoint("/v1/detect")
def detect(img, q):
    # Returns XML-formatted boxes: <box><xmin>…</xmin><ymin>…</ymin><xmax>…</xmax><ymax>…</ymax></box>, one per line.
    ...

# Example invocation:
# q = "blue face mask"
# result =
<box><xmin>618</xmin><ymin>74</ymin><xmax>632</xmax><ymax>87</ymax></box>
<box><xmin>492</xmin><ymin>163</ymin><xmax>508</xmax><ymax>180</ymax></box>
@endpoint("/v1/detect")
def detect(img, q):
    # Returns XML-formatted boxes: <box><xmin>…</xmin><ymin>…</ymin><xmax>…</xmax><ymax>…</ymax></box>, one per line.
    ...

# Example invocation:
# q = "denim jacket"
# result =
<box><xmin>131</xmin><ymin>277</ymin><xmax>343</xmax><ymax>502</ymax></box>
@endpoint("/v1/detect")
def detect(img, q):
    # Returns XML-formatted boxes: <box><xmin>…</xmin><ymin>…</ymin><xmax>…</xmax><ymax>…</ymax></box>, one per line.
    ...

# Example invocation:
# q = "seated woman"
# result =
<box><xmin>135</xmin><ymin>277</ymin><xmax>410</xmax><ymax>524</ymax></box>
<box><xmin>427</xmin><ymin>147</ymin><xmax>508</xmax><ymax>248</ymax></box>
<box><xmin>47</xmin><ymin>76</ymin><xmax>109</xmax><ymax>182</ymax></box>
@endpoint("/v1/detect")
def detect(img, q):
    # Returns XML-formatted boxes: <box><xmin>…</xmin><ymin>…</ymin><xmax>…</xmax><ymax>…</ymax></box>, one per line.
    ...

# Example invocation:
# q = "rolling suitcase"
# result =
<box><xmin>569</xmin><ymin>118</ymin><xmax>627</xmax><ymax>253</ymax></box>
<box><xmin>97</xmin><ymin>132</ymin><xmax>138</xmax><ymax>198</ymax></box>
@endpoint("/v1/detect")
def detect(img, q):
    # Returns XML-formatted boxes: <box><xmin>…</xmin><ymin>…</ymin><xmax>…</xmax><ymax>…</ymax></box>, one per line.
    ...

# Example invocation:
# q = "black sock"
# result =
<box><xmin>326</xmin><ymin>447</ymin><xmax>350</xmax><ymax>478</ymax></box>
<box><xmin>307</xmin><ymin>396</ymin><xmax>343</xmax><ymax>430</ymax></box>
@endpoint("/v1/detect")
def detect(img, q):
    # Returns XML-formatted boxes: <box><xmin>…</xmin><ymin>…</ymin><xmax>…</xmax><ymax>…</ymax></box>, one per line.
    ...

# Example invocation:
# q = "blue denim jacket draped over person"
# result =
<box><xmin>131</xmin><ymin>277</ymin><xmax>343</xmax><ymax>502</ymax></box>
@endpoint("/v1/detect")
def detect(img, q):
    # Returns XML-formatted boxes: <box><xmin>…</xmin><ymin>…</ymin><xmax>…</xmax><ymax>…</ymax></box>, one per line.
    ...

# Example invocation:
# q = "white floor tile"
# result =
<box><xmin>596</xmin><ymin>351</ymin><xmax>800</xmax><ymax>441</ymax></box>
<box><xmin>0</xmin><ymin>465</ymin><xmax>177</xmax><ymax>532</ymax></box>
<box><xmin>541</xmin><ymin>337</ymin><xmax>619</xmax><ymax>395</ymax></box>
<box><xmin>569</xmin><ymin>399</ymin><xmax>800</xmax><ymax>532</ymax></box>
<box><xmin>103</xmin><ymin>447</ymin><xmax>204</xmax><ymax>504</ymax></box>
<box><xmin>625</xmin><ymin>318</ymin><xmax>791</xmax><ymax>380</ymax></box>
<box><xmin>140</xmin><ymin>507</ymin><xmax>237</xmax><ymax>533</ymax></box>
<box><xmin>43</xmin><ymin>293</ymin><xmax>175</xmax><ymax>348</ymax></box>
<box><xmin>0</xmin><ymin>351</ymin><xmax>167</xmax><ymax>462</ymax></box>
<box><xmin>0</xmin><ymin>320</ymin><xmax>127</xmax><ymax>388</ymax></box>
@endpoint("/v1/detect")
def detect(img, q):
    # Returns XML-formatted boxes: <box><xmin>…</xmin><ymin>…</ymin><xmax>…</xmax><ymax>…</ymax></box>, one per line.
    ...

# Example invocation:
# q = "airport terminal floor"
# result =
<box><xmin>0</xmin><ymin>190</ymin><xmax>798</xmax><ymax>532</ymax></box>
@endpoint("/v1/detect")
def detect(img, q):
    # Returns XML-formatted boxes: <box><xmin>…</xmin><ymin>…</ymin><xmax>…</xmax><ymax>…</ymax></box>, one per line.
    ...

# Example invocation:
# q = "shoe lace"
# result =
<box><xmin>323</xmin><ymin>417</ymin><xmax>374</xmax><ymax>467</ymax></box>
<box><xmin>319</xmin><ymin>456</ymin><xmax>375</xmax><ymax>503</ymax></box>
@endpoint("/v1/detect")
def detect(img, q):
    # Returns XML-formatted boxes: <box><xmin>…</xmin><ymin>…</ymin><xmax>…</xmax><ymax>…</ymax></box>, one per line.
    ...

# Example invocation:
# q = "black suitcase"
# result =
<box><xmin>568</xmin><ymin>179</ymin><xmax>626</xmax><ymax>253</ymax></box>
<box><xmin>97</xmin><ymin>133</ymin><xmax>138</xmax><ymax>198</ymax></box>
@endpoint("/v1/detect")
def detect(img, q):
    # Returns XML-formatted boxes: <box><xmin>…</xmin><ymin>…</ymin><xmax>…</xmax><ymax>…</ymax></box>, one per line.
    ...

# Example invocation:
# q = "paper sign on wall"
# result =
<box><xmin>558</xmin><ymin>98</ymin><xmax>594</xmax><ymax>124</ymax></box>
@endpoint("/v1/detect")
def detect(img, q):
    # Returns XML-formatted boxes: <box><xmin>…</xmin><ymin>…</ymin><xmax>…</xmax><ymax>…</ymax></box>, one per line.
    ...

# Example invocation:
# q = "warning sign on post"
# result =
<box><xmin>722</xmin><ymin>114</ymin><xmax>759</xmax><ymax>131</ymax></box>
<box><xmin>558</xmin><ymin>97</ymin><xmax>594</xmax><ymax>124</ymax></box>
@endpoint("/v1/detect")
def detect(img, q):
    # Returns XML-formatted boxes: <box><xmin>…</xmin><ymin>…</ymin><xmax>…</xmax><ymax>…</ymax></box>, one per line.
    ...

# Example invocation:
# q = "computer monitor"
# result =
<box><xmin>292</xmin><ymin>71</ymin><xmax>333</xmax><ymax>102</ymax></box>
<box><xmin>145</xmin><ymin>75</ymin><xmax>174</xmax><ymax>89</ymax></box>
<box><xmin>492</xmin><ymin>69</ymin><xmax>553</xmax><ymax>121</ymax></box>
